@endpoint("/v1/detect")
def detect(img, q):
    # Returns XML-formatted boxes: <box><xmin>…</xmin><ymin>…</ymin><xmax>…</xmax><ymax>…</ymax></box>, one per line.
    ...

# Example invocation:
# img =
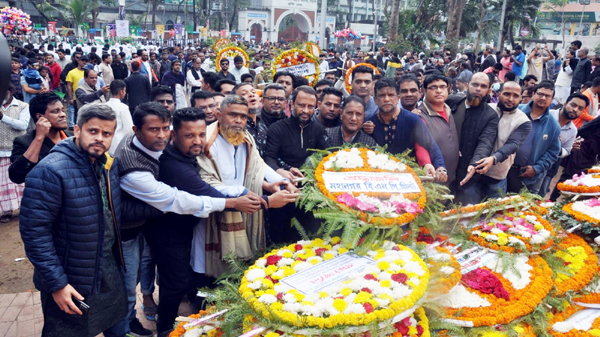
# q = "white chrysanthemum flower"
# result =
<box><xmin>344</xmin><ymin>303</ymin><xmax>366</xmax><ymax>314</ymax></box>
<box><xmin>182</xmin><ymin>328</ymin><xmax>204</xmax><ymax>337</ymax></box>
<box><xmin>439</xmin><ymin>284</ymin><xmax>491</xmax><ymax>308</ymax></box>
<box><xmin>245</xmin><ymin>268</ymin><xmax>266</xmax><ymax>282</ymax></box>
<box><xmin>283</xmin><ymin>293</ymin><xmax>297</xmax><ymax>303</ymax></box>
<box><xmin>485</xmin><ymin>234</ymin><xmax>498</xmax><ymax>241</ymax></box>
<box><xmin>274</xmin><ymin>283</ymin><xmax>292</xmax><ymax>293</ymax></box>
<box><xmin>490</xmin><ymin>228</ymin><xmax>502</xmax><ymax>234</ymax></box>
<box><xmin>382</xmin><ymin>241</ymin><xmax>396</xmax><ymax>250</ymax></box>
<box><xmin>293</xmin><ymin>261</ymin><xmax>313</xmax><ymax>272</ymax></box>
<box><xmin>258</xmin><ymin>294</ymin><xmax>277</xmax><ymax>304</ymax></box>
<box><xmin>440</xmin><ymin>266</ymin><xmax>455</xmax><ymax>275</ymax></box>
<box><xmin>247</xmin><ymin>279</ymin><xmax>262</xmax><ymax>290</ymax></box>
<box><xmin>255</xmin><ymin>259</ymin><xmax>267</xmax><ymax>268</ymax></box>
<box><xmin>307</xmin><ymin>256</ymin><xmax>323</xmax><ymax>264</ymax></box>
<box><xmin>277</xmin><ymin>258</ymin><xmax>295</xmax><ymax>267</ymax></box>
<box><xmin>403</xmin><ymin>261</ymin><xmax>424</xmax><ymax>275</ymax></box>
<box><xmin>552</xmin><ymin>322</ymin><xmax>575</xmax><ymax>333</ymax></box>
<box><xmin>282</xmin><ymin>302</ymin><xmax>302</xmax><ymax>314</ymax></box>
<box><xmin>530</xmin><ymin>234</ymin><xmax>545</xmax><ymax>244</ymax></box>
<box><xmin>277</xmin><ymin>249</ymin><xmax>292</xmax><ymax>256</ymax></box>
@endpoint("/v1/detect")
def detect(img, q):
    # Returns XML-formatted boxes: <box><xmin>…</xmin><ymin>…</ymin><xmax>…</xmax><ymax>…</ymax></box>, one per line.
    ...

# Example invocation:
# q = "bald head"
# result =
<box><xmin>497</xmin><ymin>81</ymin><xmax>522</xmax><ymax>112</ymax></box>
<box><xmin>500</xmin><ymin>81</ymin><xmax>521</xmax><ymax>93</ymax></box>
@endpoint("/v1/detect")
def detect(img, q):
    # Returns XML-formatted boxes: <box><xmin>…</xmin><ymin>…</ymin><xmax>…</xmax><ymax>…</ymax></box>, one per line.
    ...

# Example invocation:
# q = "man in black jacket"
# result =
<box><xmin>19</xmin><ymin>103</ymin><xmax>128</xmax><ymax>337</ymax></box>
<box><xmin>479</xmin><ymin>46</ymin><xmax>496</xmax><ymax>72</ymax></box>
<box><xmin>9</xmin><ymin>93</ymin><xmax>70</xmax><ymax>184</ymax></box>
<box><xmin>571</xmin><ymin>47</ymin><xmax>592</xmax><ymax>93</ymax></box>
<box><xmin>446</xmin><ymin>72</ymin><xmax>499</xmax><ymax>204</ymax></box>
<box><xmin>59</xmin><ymin>51</ymin><xmax>81</xmax><ymax>83</ymax></box>
<box><xmin>256</xmin><ymin>83</ymin><xmax>287</xmax><ymax>156</ymax></box>
<box><xmin>125</xmin><ymin>61</ymin><xmax>152</xmax><ymax>115</ymax></box>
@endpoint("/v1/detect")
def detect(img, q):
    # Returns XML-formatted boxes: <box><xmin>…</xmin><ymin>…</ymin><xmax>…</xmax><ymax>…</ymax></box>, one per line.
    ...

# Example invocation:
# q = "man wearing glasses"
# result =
<box><xmin>506</xmin><ymin>80</ymin><xmax>561</xmax><ymax>195</ymax></box>
<box><xmin>256</xmin><ymin>84</ymin><xmax>288</xmax><ymax>156</ymax></box>
<box><xmin>217</xmin><ymin>59</ymin><xmax>236</xmax><ymax>82</ymax></box>
<box><xmin>191</xmin><ymin>91</ymin><xmax>218</xmax><ymax>125</ymax></box>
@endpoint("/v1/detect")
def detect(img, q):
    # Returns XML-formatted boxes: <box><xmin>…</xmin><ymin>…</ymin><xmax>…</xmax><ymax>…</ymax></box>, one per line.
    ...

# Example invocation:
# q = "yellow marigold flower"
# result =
<box><xmin>589</xmin><ymin>329</ymin><xmax>600</xmax><ymax>337</ymax></box>
<box><xmin>380</xmin><ymin>280</ymin><xmax>391</xmax><ymax>288</ymax></box>
<box><xmin>331</xmin><ymin>237</ymin><xmax>341</xmax><ymax>244</ymax></box>
<box><xmin>497</xmin><ymin>236</ymin><xmax>509</xmax><ymax>246</ymax></box>
<box><xmin>304</xmin><ymin>249</ymin><xmax>316</xmax><ymax>257</ymax></box>
<box><xmin>513</xmin><ymin>326</ymin><xmax>525</xmax><ymax>334</ymax></box>
<box><xmin>283</xmin><ymin>267</ymin><xmax>295</xmax><ymax>277</ymax></box>
<box><xmin>407</xmin><ymin>280</ymin><xmax>416</xmax><ymax>287</ymax></box>
<box><xmin>255</xmin><ymin>290</ymin><xmax>265</xmax><ymax>297</ymax></box>
<box><xmin>394</xmin><ymin>259</ymin><xmax>405</xmax><ymax>266</ymax></box>
<box><xmin>313</xmin><ymin>238</ymin><xmax>325</xmax><ymax>246</ymax></box>
<box><xmin>301</xmin><ymin>301</ymin><xmax>314</xmax><ymax>306</ymax></box>
<box><xmin>534</xmin><ymin>224</ymin><xmax>543</xmax><ymax>230</ymax></box>
<box><xmin>406</xmin><ymin>272</ymin><xmax>418</xmax><ymax>278</ymax></box>
<box><xmin>333</xmin><ymin>299</ymin><xmax>347</xmax><ymax>312</ymax></box>
<box><xmin>265</xmin><ymin>289</ymin><xmax>276</xmax><ymax>295</ymax></box>
<box><xmin>265</xmin><ymin>265</ymin><xmax>277</xmax><ymax>276</ymax></box>
<box><xmin>319</xmin><ymin>291</ymin><xmax>328</xmax><ymax>298</ymax></box>
<box><xmin>325</xmin><ymin>244</ymin><xmax>332</xmax><ymax>250</ymax></box>
<box><xmin>374</xmin><ymin>252</ymin><xmax>385</xmax><ymax>260</ymax></box>
<box><xmin>378</xmin><ymin>293</ymin><xmax>392</xmax><ymax>301</ymax></box>
<box><xmin>271</xmin><ymin>302</ymin><xmax>283</xmax><ymax>311</ymax></box>
<box><xmin>262</xmin><ymin>278</ymin><xmax>274</xmax><ymax>288</ymax></box>
<box><xmin>339</xmin><ymin>247</ymin><xmax>349</xmax><ymax>254</ymax></box>
<box><xmin>207</xmin><ymin>329</ymin><xmax>218</xmax><ymax>337</ymax></box>
<box><xmin>264</xmin><ymin>332</ymin><xmax>281</xmax><ymax>337</ymax></box>
<box><xmin>353</xmin><ymin>291</ymin><xmax>372</xmax><ymax>303</ymax></box>
<box><xmin>341</xmin><ymin>288</ymin><xmax>352</xmax><ymax>296</ymax></box>
<box><xmin>377</xmin><ymin>261</ymin><xmax>390</xmax><ymax>270</ymax></box>
<box><xmin>297</xmin><ymin>253</ymin><xmax>307</xmax><ymax>260</ymax></box>
<box><xmin>367</xmin><ymin>299</ymin><xmax>379</xmax><ymax>308</ymax></box>
<box><xmin>293</xmin><ymin>292</ymin><xmax>305</xmax><ymax>301</ymax></box>
<box><xmin>323</xmin><ymin>253</ymin><xmax>334</xmax><ymax>260</ymax></box>
<box><xmin>408</xmin><ymin>326</ymin><xmax>417</xmax><ymax>335</ymax></box>
<box><xmin>282</xmin><ymin>251</ymin><xmax>293</xmax><ymax>258</ymax></box>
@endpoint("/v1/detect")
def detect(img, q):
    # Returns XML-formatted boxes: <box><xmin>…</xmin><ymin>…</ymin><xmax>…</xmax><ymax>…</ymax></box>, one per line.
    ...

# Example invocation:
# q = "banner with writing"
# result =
<box><xmin>282</xmin><ymin>62</ymin><xmax>316</xmax><ymax>77</ymax></box>
<box><xmin>174</xmin><ymin>24</ymin><xmax>184</xmax><ymax>35</ymax></box>
<box><xmin>48</xmin><ymin>21</ymin><xmax>57</xmax><ymax>33</ymax></box>
<box><xmin>156</xmin><ymin>24</ymin><xmax>165</xmax><ymax>37</ymax></box>
<box><xmin>281</xmin><ymin>253</ymin><xmax>374</xmax><ymax>295</ymax></box>
<box><xmin>115</xmin><ymin>20</ymin><xmax>129</xmax><ymax>37</ymax></box>
<box><xmin>321</xmin><ymin>171</ymin><xmax>421</xmax><ymax>194</ymax></box>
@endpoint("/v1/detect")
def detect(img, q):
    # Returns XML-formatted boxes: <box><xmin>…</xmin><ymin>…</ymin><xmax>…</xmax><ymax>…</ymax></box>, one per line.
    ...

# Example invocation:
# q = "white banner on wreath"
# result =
<box><xmin>115</xmin><ymin>20</ymin><xmax>129</xmax><ymax>37</ymax></box>
<box><xmin>280</xmin><ymin>253</ymin><xmax>374</xmax><ymax>295</ymax></box>
<box><xmin>279</xmin><ymin>62</ymin><xmax>316</xmax><ymax>77</ymax></box>
<box><xmin>321</xmin><ymin>171</ymin><xmax>421</xmax><ymax>193</ymax></box>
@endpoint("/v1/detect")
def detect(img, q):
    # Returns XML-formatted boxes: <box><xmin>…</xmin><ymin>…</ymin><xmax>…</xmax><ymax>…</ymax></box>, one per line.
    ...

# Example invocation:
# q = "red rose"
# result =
<box><xmin>360</xmin><ymin>287</ymin><xmax>372</xmax><ymax>293</ymax></box>
<box><xmin>417</xmin><ymin>324</ymin><xmax>424</xmax><ymax>336</ymax></box>
<box><xmin>391</xmin><ymin>273</ymin><xmax>408</xmax><ymax>284</ymax></box>
<box><xmin>364</xmin><ymin>274</ymin><xmax>378</xmax><ymax>281</ymax></box>
<box><xmin>315</xmin><ymin>248</ymin><xmax>327</xmax><ymax>256</ymax></box>
<box><xmin>265</xmin><ymin>276</ymin><xmax>277</xmax><ymax>284</ymax></box>
<box><xmin>294</xmin><ymin>244</ymin><xmax>303</xmax><ymax>251</ymax></box>
<box><xmin>392</xmin><ymin>245</ymin><xmax>401</xmax><ymax>251</ymax></box>
<box><xmin>276</xmin><ymin>293</ymin><xmax>284</xmax><ymax>301</ymax></box>
<box><xmin>266</xmin><ymin>255</ymin><xmax>283</xmax><ymax>266</ymax></box>
<box><xmin>363</xmin><ymin>302</ymin><xmax>374</xmax><ymax>313</ymax></box>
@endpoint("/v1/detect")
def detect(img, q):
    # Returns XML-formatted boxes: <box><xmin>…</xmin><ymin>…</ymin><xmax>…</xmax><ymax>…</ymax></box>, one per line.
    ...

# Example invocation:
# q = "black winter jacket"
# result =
<box><xmin>19</xmin><ymin>138</ymin><xmax>155</xmax><ymax>295</ymax></box>
<box><xmin>264</xmin><ymin>115</ymin><xmax>329</xmax><ymax>170</ymax></box>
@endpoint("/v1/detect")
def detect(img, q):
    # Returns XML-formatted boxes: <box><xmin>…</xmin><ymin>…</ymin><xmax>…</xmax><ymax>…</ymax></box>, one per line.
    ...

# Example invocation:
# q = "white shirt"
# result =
<box><xmin>319</xmin><ymin>61</ymin><xmax>330</xmax><ymax>79</ymax></box>
<box><xmin>0</xmin><ymin>98</ymin><xmax>30</xmax><ymax>157</ymax></box>
<box><xmin>229</xmin><ymin>66</ymin><xmax>250</xmax><ymax>84</ymax></box>
<box><xmin>119</xmin><ymin>136</ymin><xmax>237</xmax><ymax>217</ymax></box>
<box><xmin>143</xmin><ymin>61</ymin><xmax>153</xmax><ymax>84</ymax></box>
<box><xmin>105</xmin><ymin>98</ymin><xmax>133</xmax><ymax>155</ymax></box>
<box><xmin>186</xmin><ymin>68</ymin><xmax>203</xmax><ymax>90</ymax></box>
<box><xmin>212</xmin><ymin>134</ymin><xmax>284</xmax><ymax>186</ymax></box>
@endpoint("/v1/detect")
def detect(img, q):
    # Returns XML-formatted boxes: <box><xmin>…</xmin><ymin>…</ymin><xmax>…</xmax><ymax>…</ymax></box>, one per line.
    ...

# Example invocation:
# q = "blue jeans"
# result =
<box><xmin>458</xmin><ymin>178</ymin><xmax>507</xmax><ymax>205</ymax></box>
<box><xmin>140</xmin><ymin>236</ymin><xmax>156</xmax><ymax>296</ymax></box>
<box><xmin>121</xmin><ymin>233</ymin><xmax>142</xmax><ymax>331</ymax></box>
<box><xmin>68</xmin><ymin>102</ymin><xmax>75</xmax><ymax>128</ymax></box>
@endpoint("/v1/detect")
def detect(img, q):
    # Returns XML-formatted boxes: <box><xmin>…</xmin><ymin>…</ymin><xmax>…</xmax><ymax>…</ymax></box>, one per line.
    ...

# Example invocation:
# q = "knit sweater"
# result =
<box><xmin>115</xmin><ymin>133</ymin><xmax>159</xmax><ymax>179</ymax></box>
<box><xmin>0</xmin><ymin>99</ymin><xmax>28</xmax><ymax>151</ymax></box>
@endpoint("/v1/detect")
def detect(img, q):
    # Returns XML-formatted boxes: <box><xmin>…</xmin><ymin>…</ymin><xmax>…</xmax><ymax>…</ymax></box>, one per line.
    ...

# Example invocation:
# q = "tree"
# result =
<box><xmin>474</xmin><ymin>0</ymin><xmax>486</xmax><ymax>53</ymax></box>
<box><xmin>387</xmin><ymin>0</ymin><xmax>400</xmax><ymax>45</ymax></box>
<box><xmin>55</xmin><ymin>0</ymin><xmax>98</xmax><ymax>35</ymax></box>
<box><xmin>27</xmin><ymin>0</ymin><xmax>55</xmax><ymax>23</ymax></box>
<box><xmin>544</xmin><ymin>0</ymin><xmax>569</xmax><ymax>50</ymax></box>
<box><xmin>445</xmin><ymin>0</ymin><xmax>468</xmax><ymax>56</ymax></box>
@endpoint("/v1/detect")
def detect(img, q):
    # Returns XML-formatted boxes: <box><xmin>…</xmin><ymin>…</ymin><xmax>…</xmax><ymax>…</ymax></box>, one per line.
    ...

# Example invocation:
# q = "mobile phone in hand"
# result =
<box><xmin>72</xmin><ymin>297</ymin><xmax>90</xmax><ymax>314</ymax></box>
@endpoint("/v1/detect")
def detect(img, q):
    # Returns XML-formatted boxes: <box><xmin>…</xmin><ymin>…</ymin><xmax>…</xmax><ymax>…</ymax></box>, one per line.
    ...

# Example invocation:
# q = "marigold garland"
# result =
<box><xmin>557</xmin><ymin>173</ymin><xmax>600</xmax><ymax>194</ymax></box>
<box><xmin>314</xmin><ymin>148</ymin><xmax>427</xmax><ymax>226</ymax></box>
<box><xmin>553</xmin><ymin>234</ymin><xmax>598</xmax><ymax>295</ymax></box>
<box><xmin>169</xmin><ymin>310</ymin><xmax>223</xmax><ymax>337</ymax></box>
<box><xmin>272</xmin><ymin>49</ymin><xmax>320</xmax><ymax>86</ymax></box>
<box><xmin>304</xmin><ymin>42</ymin><xmax>321</xmax><ymax>57</ymax></box>
<box><xmin>562</xmin><ymin>200</ymin><xmax>600</xmax><ymax>226</ymax></box>
<box><xmin>213</xmin><ymin>38</ymin><xmax>230</xmax><ymax>52</ymax></box>
<box><xmin>468</xmin><ymin>211</ymin><xmax>555</xmax><ymax>254</ymax></box>
<box><xmin>215</xmin><ymin>46</ymin><xmax>249</xmax><ymax>72</ymax></box>
<box><xmin>345</xmin><ymin>63</ymin><xmax>380</xmax><ymax>94</ymax></box>
<box><xmin>440</xmin><ymin>196</ymin><xmax>528</xmax><ymax>219</ymax></box>
<box><xmin>424</xmin><ymin>246</ymin><xmax>461</xmax><ymax>297</ymax></box>
<box><xmin>590</xmin><ymin>166</ymin><xmax>600</xmax><ymax>174</ymax></box>
<box><xmin>443</xmin><ymin>255</ymin><xmax>553</xmax><ymax>327</ymax></box>
<box><xmin>548</xmin><ymin>302</ymin><xmax>600</xmax><ymax>337</ymax></box>
<box><xmin>239</xmin><ymin>238</ymin><xmax>430</xmax><ymax>329</ymax></box>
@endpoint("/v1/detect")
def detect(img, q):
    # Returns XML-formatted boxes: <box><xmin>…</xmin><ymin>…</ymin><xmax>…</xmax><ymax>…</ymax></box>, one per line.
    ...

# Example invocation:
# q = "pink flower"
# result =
<box><xmin>462</xmin><ymin>268</ymin><xmax>510</xmax><ymax>300</ymax></box>
<box><xmin>585</xmin><ymin>199</ymin><xmax>600</xmax><ymax>207</ymax></box>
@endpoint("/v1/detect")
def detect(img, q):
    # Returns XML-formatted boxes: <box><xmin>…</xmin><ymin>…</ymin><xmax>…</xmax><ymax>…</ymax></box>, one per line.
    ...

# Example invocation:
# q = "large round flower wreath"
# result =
<box><xmin>552</xmin><ymin>233</ymin><xmax>598</xmax><ymax>295</ymax></box>
<box><xmin>239</xmin><ymin>237</ymin><xmax>430</xmax><ymax>329</ymax></box>
<box><xmin>169</xmin><ymin>309</ymin><xmax>223</xmax><ymax>337</ymax></box>
<box><xmin>468</xmin><ymin>211</ymin><xmax>555</xmax><ymax>254</ymax></box>
<box><xmin>441</xmin><ymin>255</ymin><xmax>553</xmax><ymax>327</ymax></box>
<box><xmin>314</xmin><ymin>148</ymin><xmax>426</xmax><ymax>227</ymax></box>
<box><xmin>272</xmin><ymin>49</ymin><xmax>320</xmax><ymax>86</ymax></box>
<box><xmin>304</xmin><ymin>42</ymin><xmax>321</xmax><ymax>57</ymax></box>
<box><xmin>212</xmin><ymin>38</ymin><xmax>230</xmax><ymax>52</ymax></box>
<box><xmin>345</xmin><ymin>63</ymin><xmax>380</xmax><ymax>94</ymax></box>
<box><xmin>441</xmin><ymin>196</ymin><xmax>529</xmax><ymax>220</ymax></box>
<box><xmin>557</xmin><ymin>173</ymin><xmax>600</xmax><ymax>194</ymax></box>
<box><xmin>562</xmin><ymin>198</ymin><xmax>600</xmax><ymax>226</ymax></box>
<box><xmin>423</xmin><ymin>246</ymin><xmax>461</xmax><ymax>298</ymax></box>
<box><xmin>216</xmin><ymin>46</ymin><xmax>249</xmax><ymax>72</ymax></box>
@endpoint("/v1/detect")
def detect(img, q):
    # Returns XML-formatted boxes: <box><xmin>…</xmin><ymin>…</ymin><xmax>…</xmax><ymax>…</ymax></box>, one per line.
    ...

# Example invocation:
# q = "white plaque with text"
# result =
<box><xmin>322</xmin><ymin>171</ymin><xmax>421</xmax><ymax>194</ymax></box>
<box><xmin>281</xmin><ymin>253</ymin><xmax>375</xmax><ymax>295</ymax></box>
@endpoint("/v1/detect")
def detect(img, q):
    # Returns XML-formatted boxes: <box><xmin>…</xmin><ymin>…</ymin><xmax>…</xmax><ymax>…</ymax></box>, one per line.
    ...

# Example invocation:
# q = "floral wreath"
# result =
<box><xmin>314</xmin><ymin>148</ymin><xmax>427</xmax><ymax>227</ymax></box>
<box><xmin>548</xmin><ymin>302</ymin><xmax>600</xmax><ymax>337</ymax></box>
<box><xmin>212</xmin><ymin>38</ymin><xmax>230</xmax><ymax>52</ymax></box>
<box><xmin>562</xmin><ymin>198</ymin><xmax>600</xmax><ymax>227</ymax></box>
<box><xmin>552</xmin><ymin>233</ymin><xmax>598</xmax><ymax>295</ymax></box>
<box><xmin>442</xmin><ymin>255</ymin><xmax>553</xmax><ymax>327</ymax></box>
<box><xmin>590</xmin><ymin>166</ymin><xmax>600</xmax><ymax>174</ymax></box>
<box><xmin>239</xmin><ymin>237</ymin><xmax>430</xmax><ymax>329</ymax></box>
<box><xmin>423</xmin><ymin>246</ymin><xmax>461</xmax><ymax>298</ymax></box>
<box><xmin>557</xmin><ymin>173</ymin><xmax>600</xmax><ymax>194</ymax></box>
<box><xmin>441</xmin><ymin>195</ymin><xmax>530</xmax><ymax>220</ymax></box>
<box><xmin>169</xmin><ymin>309</ymin><xmax>223</xmax><ymax>337</ymax></box>
<box><xmin>468</xmin><ymin>211</ymin><xmax>555</xmax><ymax>254</ymax></box>
<box><xmin>304</xmin><ymin>42</ymin><xmax>321</xmax><ymax>57</ymax></box>
<box><xmin>345</xmin><ymin>63</ymin><xmax>380</xmax><ymax>94</ymax></box>
<box><xmin>216</xmin><ymin>46</ymin><xmax>249</xmax><ymax>72</ymax></box>
<box><xmin>272</xmin><ymin>49</ymin><xmax>320</xmax><ymax>86</ymax></box>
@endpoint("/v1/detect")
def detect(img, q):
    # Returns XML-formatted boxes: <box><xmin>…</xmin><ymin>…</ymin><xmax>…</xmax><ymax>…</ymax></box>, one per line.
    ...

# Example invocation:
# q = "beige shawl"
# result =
<box><xmin>197</xmin><ymin>121</ymin><xmax>266</xmax><ymax>277</ymax></box>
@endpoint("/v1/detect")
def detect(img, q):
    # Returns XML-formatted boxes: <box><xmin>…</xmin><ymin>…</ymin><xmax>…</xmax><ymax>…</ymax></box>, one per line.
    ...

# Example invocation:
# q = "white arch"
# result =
<box><xmin>248</xmin><ymin>20</ymin><xmax>264</xmax><ymax>31</ymax></box>
<box><xmin>274</xmin><ymin>9</ymin><xmax>312</xmax><ymax>34</ymax></box>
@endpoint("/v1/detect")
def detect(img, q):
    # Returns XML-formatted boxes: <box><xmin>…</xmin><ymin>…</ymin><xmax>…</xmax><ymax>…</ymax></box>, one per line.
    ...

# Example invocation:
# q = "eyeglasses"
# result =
<box><xmin>534</xmin><ymin>92</ymin><xmax>553</xmax><ymax>99</ymax></box>
<box><xmin>156</xmin><ymin>99</ymin><xmax>174</xmax><ymax>105</ymax></box>
<box><xmin>264</xmin><ymin>96</ymin><xmax>286</xmax><ymax>102</ymax></box>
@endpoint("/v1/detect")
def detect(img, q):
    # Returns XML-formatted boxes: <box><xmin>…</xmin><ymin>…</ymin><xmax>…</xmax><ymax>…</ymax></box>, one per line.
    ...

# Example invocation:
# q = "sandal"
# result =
<box><xmin>142</xmin><ymin>304</ymin><xmax>157</xmax><ymax>321</ymax></box>
<box><xmin>0</xmin><ymin>214</ymin><xmax>12</xmax><ymax>223</ymax></box>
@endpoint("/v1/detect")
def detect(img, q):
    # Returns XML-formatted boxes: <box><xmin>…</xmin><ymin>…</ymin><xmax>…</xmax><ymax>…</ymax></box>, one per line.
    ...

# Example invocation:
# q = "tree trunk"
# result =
<box><xmin>387</xmin><ymin>0</ymin><xmax>399</xmax><ymax>45</ymax></box>
<box><xmin>28</xmin><ymin>0</ymin><xmax>53</xmax><ymax>23</ymax></box>
<box><xmin>474</xmin><ymin>0</ymin><xmax>485</xmax><ymax>54</ymax></box>
<box><xmin>508</xmin><ymin>22</ymin><xmax>515</xmax><ymax>48</ymax></box>
<box><xmin>561</xmin><ymin>6</ymin><xmax>565</xmax><ymax>50</ymax></box>
<box><xmin>444</xmin><ymin>0</ymin><xmax>467</xmax><ymax>57</ymax></box>
<box><xmin>152</xmin><ymin>0</ymin><xmax>157</xmax><ymax>27</ymax></box>
<box><xmin>92</xmin><ymin>9</ymin><xmax>98</xmax><ymax>29</ymax></box>
<box><xmin>346</xmin><ymin>0</ymin><xmax>353</xmax><ymax>28</ymax></box>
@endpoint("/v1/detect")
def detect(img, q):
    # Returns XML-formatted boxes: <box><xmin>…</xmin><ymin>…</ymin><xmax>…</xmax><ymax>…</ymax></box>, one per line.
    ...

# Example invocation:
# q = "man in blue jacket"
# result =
<box><xmin>508</xmin><ymin>81</ymin><xmax>561</xmax><ymax>195</ymax></box>
<box><xmin>19</xmin><ymin>103</ymin><xmax>127</xmax><ymax>337</ymax></box>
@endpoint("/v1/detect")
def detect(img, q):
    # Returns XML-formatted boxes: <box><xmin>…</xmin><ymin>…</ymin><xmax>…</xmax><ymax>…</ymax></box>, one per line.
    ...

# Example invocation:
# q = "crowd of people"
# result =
<box><xmin>0</xmin><ymin>37</ymin><xmax>599</xmax><ymax>337</ymax></box>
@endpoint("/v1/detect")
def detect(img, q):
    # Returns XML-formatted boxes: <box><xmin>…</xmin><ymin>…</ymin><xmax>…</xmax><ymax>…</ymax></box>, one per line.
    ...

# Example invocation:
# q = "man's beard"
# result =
<box><xmin>78</xmin><ymin>138</ymin><xmax>106</xmax><ymax>159</ymax></box>
<box><xmin>248</xmin><ymin>108</ymin><xmax>260</xmax><ymax>116</ymax></box>
<box><xmin>562</xmin><ymin>106</ymin><xmax>579</xmax><ymax>120</ymax></box>
<box><xmin>466</xmin><ymin>90</ymin><xmax>487</xmax><ymax>107</ymax></box>
<box><xmin>497</xmin><ymin>100</ymin><xmax>516</xmax><ymax>112</ymax></box>
<box><xmin>220</xmin><ymin>122</ymin><xmax>246</xmax><ymax>146</ymax></box>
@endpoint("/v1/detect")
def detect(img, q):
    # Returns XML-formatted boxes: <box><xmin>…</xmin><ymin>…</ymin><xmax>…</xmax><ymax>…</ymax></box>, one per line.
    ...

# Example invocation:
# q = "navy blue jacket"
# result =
<box><xmin>19</xmin><ymin>138</ymin><xmax>125</xmax><ymax>296</ymax></box>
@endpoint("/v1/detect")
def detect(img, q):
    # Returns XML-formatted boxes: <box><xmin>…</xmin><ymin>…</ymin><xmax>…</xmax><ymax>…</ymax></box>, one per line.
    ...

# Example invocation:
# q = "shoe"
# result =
<box><xmin>142</xmin><ymin>304</ymin><xmax>157</xmax><ymax>321</ymax></box>
<box><xmin>128</xmin><ymin>317</ymin><xmax>153</xmax><ymax>337</ymax></box>
<box><xmin>0</xmin><ymin>214</ymin><xmax>12</xmax><ymax>223</ymax></box>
